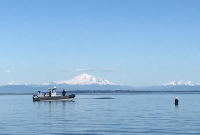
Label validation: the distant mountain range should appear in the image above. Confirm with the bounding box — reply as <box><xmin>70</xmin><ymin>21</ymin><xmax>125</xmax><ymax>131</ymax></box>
<box><xmin>161</xmin><ymin>80</ymin><xmax>200</xmax><ymax>86</ymax></box>
<box><xmin>1</xmin><ymin>74</ymin><xmax>200</xmax><ymax>93</ymax></box>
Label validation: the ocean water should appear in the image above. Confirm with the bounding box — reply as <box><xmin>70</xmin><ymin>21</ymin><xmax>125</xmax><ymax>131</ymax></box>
<box><xmin>0</xmin><ymin>92</ymin><xmax>200</xmax><ymax>135</ymax></box>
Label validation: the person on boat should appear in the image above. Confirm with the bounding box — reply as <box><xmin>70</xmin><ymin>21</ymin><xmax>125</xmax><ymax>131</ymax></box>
<box><xmin>175</xmin><ymin>97</ymin><xmax>178</xmax><ymax>105</ymax></box>
<box><xmin>44</xmin><ymin>93</ymin><xmax>46</xmax><ymax>97</ymax></box>
<box><xmin>49</xmin><ymin>91</ymin><xmax>51</xmax><ymax>97</ymax></box>
<box><xmin>62</xmin><ymin>89</ymin><xmax>66</xmax><ymax>96</ymax></box>
<box><xmin>37</xmin><ymin>91</ymin><xmax>43</xmax><ymax>97</ymax></box>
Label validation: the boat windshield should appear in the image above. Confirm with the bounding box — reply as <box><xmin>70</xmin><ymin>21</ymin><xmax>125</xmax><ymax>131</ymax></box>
<box><xmin>52</xmin><ymin>90</ymin><xmax>56</xmax><ymax>93</ymax></box>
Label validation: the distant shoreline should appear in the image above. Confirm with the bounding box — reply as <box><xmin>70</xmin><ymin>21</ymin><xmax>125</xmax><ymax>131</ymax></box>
<box><xmin>1</xmin><ymin>90</ymin><xmax>200</xmax><ymax>95</ymax></box>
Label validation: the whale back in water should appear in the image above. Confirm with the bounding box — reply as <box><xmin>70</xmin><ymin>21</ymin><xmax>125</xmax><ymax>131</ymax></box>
<box><xmin>94</xmin><ymin>97</ymin><xmax>114</xmax><ymax>99</ymax></box>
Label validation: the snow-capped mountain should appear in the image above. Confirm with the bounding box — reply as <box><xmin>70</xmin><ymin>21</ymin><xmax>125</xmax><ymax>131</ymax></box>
<box><xmin>55</xmin><ymin>73</ymin><xmax>115</xmax><ymax>85</ymax></box>
<box><xmin>161</xmin><ymin>80</ymin><xmax>200</xmax><ymax>86</ymax></box>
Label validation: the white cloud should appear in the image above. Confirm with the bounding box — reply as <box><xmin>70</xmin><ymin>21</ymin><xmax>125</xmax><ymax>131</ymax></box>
<box><xmin>76</xmin><ymin>69</ymin><xmax>95</xmax><ymax>72</ymax></box>
<box><xmin>6</xmin><ymin>70</ymin><xmax>11</xmax><ymax>73</ymax></box>
<box><xmin>75</xmin><ymin>69</ymin><xmax>115</xmax><ymax>72</ymax></box>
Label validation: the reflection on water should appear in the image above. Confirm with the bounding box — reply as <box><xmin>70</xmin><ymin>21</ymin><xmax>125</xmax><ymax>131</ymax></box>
<box><xmin>0</xmin><ymin>93</ymin><xmax>200</xmax><ymax>134</ymax></box>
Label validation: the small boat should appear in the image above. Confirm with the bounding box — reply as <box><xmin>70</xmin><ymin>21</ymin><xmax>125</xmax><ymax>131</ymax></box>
<box><xmin>32</xmin><ymin>87</ymin><xmax>75</xmax><ymax>101</ymax></box>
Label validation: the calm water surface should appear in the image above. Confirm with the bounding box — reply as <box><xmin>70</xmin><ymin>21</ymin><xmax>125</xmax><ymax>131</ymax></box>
<box><xmin>0</xmin><ymin>93</ymin><xmax>200</xmax><ymax>135</ymax></box>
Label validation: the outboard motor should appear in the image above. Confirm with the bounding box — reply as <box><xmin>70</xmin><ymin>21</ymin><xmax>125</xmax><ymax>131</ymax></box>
<box><xmin>69</xmin><ymin>94</ymin><xmax>75</xmax><ymax>98</ymax></box>
<box><xmin>175</xmin><ymin>97</ymin><xmax>178</xmax><ymax>105</ymax></box>
<box><xmin>33</xmin><ymin>94</ymin><xmax>38</xmax><ymax>98</ymax></box>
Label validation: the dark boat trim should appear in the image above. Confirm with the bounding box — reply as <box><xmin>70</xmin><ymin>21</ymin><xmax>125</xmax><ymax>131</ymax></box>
<box><xmin>33</xmin><ymin>94</ymin><xmax>75</xmax><ymax>101</ymax></box>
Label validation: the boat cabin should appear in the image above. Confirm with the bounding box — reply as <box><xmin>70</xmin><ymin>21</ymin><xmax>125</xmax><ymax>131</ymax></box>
<box><xmin>48</xmin><ymin>87</ymin><xmax>57</xmax><ymax>97</ymax></box>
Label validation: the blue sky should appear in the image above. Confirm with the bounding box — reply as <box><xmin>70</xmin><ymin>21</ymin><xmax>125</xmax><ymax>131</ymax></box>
<box><xmin>0</xmin><ymin>0</ymin><xmax>200</xmax><ymax>86</ymax></box>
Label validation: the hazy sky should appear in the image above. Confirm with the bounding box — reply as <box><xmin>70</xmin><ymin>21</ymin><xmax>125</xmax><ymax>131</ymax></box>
<box><xmin>0</xmin><ymin>0</ymin><xmax>200</xmax><ymax>86</ymax></box>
